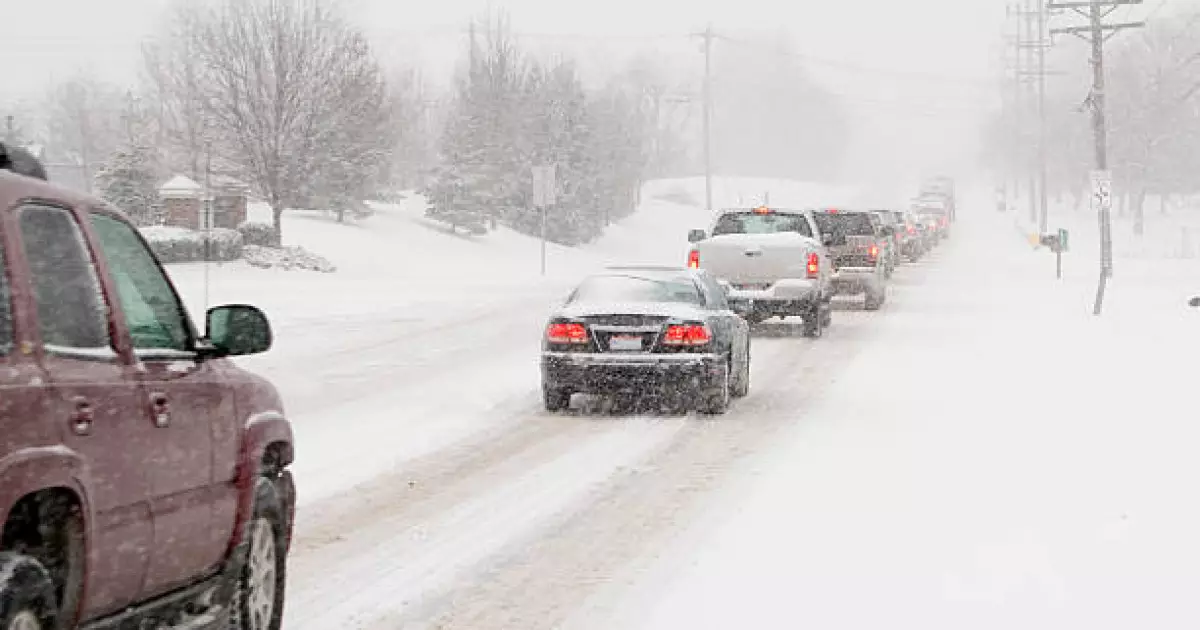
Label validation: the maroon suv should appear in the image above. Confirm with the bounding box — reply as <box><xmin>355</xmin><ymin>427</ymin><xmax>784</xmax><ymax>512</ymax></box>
<box><xmin>0</xmin><ymin>156</ymin><xmax>294</xmax><ymax>629</ymax></box>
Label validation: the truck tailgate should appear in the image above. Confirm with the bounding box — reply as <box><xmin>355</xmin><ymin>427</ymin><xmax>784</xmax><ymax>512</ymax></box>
<box><xmin>696</xmin><ymin>233</ymin><xmax>815</xmax><ymax>284</ymax></box>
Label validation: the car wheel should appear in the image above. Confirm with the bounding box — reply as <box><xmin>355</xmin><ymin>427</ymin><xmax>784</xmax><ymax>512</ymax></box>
<box><xmin>0</xmin><ymin>553</ymin><xmax>56</xmax><ymax>630</ymax></box>
<box><xmin>732</xmin><ymin>346</ymin><xmax>750</xmax><ymax>398</ymax></box>
<box><xmin>864</xmin><ymin>288</ymin><xmax>885</xmax><ymax>311</ymax></box>
<box><xmin>699</xmin><ymin>362</ymin><xmax>730</xmax><ymax>415</ymax></box>
<box><xmin>542</xmin><ymin>386</ymin><xmax>571</xmax><ymax>412</ymax></box>
<box><xmin>802</xmin><ymin>304</ymin><xmax>823</xmax><ymax>338</ymax></box>
<box><xmin>229</xmin><ymin>478</ymin><xmax>287</xmax><ymax>630</ymax></box>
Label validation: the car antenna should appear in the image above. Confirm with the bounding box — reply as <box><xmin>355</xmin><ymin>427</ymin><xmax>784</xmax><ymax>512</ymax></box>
<box><xmin>203</xmin><ymin>141</ymin><xmax>213</xmax><ymax>314</ymax></box>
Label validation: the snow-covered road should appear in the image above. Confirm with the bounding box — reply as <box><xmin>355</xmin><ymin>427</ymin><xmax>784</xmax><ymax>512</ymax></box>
<box><xmin>156</xmin><ymin>181</ymin><xmax>1200</xmax><ymax>629</ymax></box>
<box><xmin>268</xmin><ymin>244</ymin><xmax>951</xmax><ymax>628</ymax></box>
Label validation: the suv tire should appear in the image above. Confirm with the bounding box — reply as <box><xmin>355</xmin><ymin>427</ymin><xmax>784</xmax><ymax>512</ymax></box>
<box><xmin>0</xmin><ymin>553</ymin><xmax>56</xmax><ymax>630</ymax></box>
<box><xmin>229</xmin><ymin>478</ymin><xmax>287</xmax><ymax>630</ymax></box>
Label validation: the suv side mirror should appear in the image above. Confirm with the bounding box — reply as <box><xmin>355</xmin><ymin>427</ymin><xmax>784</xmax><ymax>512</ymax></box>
<box><xmin>688</xmin><ymin>229</ymin><xmax>707</xmax><ymax>243</ymax></box>
<box><xmin>205</xmin><ymin>304</ymin><xmax>273</xmax><ymax>357</ymax></box>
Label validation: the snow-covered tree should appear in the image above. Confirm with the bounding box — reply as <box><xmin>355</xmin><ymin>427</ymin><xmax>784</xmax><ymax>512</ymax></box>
<box><xmin>163</xmin><ymin>0</ymin><xmax>394</xmax><ymax>243</ymax></box>
<box><xmin>425</xmin><ymin>15</ymin><xmax>527</xmax><ymax>235</ymax></box>
<box><xmin>42</xmin><ymin>76</ymin><xmax>126</xmax><ymax>193</ymax></box>
<box><xmin>95</xmin><ymin>143</ymin><xmax>161</xmax><ymax>226</ymax></box>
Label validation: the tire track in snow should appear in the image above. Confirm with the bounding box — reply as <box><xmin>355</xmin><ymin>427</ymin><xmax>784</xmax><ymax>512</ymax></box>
<box><xmin>283</xmin><ymin>416</ymin><xmax>684</xmax><ymax>629</ymax></box>
<box><xmin>389</xmin><ymin>308</ymin><xmax>889</xmax><ymax>630</ymax></box>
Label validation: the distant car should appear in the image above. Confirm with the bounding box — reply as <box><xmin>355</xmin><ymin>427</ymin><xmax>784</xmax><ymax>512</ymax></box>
<box><xmin>893</xmin><ymin>211</ymin><xmax>927</xmax><ymax>262</ymax></box>
<box><xmin>868</xmin><ymin>210</ymin><xmax>901</xmax><ymax>277</ymax></box>
<box><xmin>913</xmin><ymin>197</ymin><xmax>951</xmax><ymax>240</ymax></box>
<box><xmin>541</xmin><ymin>266</ymin><xmax>751</xmax><ymax>415</ymax></box>
<box><xmin>686</xmin><ymin>206</ymin><xmax>833</xmax><ymax>335</ymax></box>
<box><xmin>920</xmin><ymin>176</ymin><xmax>957</xmax><ymax>221</ymax></box>
<box><xmin>812</xmin><ymin>209</ymin><xmax>890</xmax><ymax>310</ymax></box>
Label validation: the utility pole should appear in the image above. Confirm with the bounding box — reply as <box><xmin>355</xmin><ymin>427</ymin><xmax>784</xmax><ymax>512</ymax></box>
<box><xmin>699</xmin><ymin>25</ymin><xmax>715</xmax><ymax>215</ymax></box>
<box><xmin>1035</xmin><ymin>0</ymin><xmax>1050</xmax><ymax>235</ymax></box>
<box><xmin>1049</xmin><ymin>0</ymin><xmax>1144</xmax><ymax>315</ymax></box>
<box><xmin>1010</xmin><ymin>6</ymin><xmax>1023</xmax><ymax>208</ymax></box>
<box><xmin>1023</xmin><ymin>0</ymin><xmax>1038</xmax><ymax>226</ymax></box>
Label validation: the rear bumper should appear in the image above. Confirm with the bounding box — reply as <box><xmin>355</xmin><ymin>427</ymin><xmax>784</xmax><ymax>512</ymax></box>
<box><xmin>542</xmin><ymin>352</ymin><xmax>721</xmax><ymax>393</ymax></box>
<box><xmin>831</xmin><ymin>267</ymin><xmax>883</xmax><ymax>293</ymax></box>
<box><xmin>725</xmin><ymin>278</ymin><xmax>820</xmax><ymax>306</ymax></box>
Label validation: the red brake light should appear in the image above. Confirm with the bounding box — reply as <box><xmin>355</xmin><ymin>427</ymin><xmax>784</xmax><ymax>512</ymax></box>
<box><xmin>868</xmin><ymin>245</ymin><xmax>879</xmax><ymax>260</ymax></box>
<box><xmin>663</xmin><ymin>324</ymin><xmax>712</xmax><ymax>346</ymax></box>
<box><xmin>753</xmin><ymin>206</ymin><xmax>772</xmax><ymax>215</ymax></box>
<box><xmin>806</xmin><ymin>252</ymin><xmax>819</xmax><ymax>278</ymax></box>
<box><xmin>687</xmin><ymin>249</ymin><xmax>700</xmax><ymax>269</ymax></box>
<box><xmin>547</xmin><ymin>322</ymin><xmax>588</xmax><ymax>344</ymax></box>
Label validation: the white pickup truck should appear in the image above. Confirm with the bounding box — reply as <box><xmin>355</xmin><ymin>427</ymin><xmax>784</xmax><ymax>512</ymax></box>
<box><xmin>687</xmin><ymin>207</ymin><xmax>834</xmax><ymax>337</ymax></box>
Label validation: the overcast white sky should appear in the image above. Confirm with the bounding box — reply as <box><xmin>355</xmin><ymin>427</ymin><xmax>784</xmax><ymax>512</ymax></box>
<box><xmin>0</xmin><ymin>0</ymin><xmax>1165</xmax><ymax>190</ymax></box>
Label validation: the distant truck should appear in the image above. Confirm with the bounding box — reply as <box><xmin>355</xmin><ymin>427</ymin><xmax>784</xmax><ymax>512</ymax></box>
<box><xmin>687</xmin><ymin>206</ymin><xmax>833</xmax><ymax>337</ymax></box>
<box><xmin>811</xmin><ymin>209</ymin><xmax>891</xmax><ymax>310</ymax></box>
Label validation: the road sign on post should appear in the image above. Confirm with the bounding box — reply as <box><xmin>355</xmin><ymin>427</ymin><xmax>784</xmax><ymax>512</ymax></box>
<box><xmin>532</xmin><ymin>165</ymin><xmax>557</xmax><ymax>276</ymax></box>
<box><xmin>1091</xmin><ymin>169</ymin><xmax>1113</xmax><ymax>276</ymax></box>
<box><xmin>532</xmin><ymin>165</ymin><xmax>556</xmax><ymax>209</ymax></box>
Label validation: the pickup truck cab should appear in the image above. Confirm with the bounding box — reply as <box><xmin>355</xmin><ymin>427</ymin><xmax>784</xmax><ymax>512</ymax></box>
<box><xmin>812</xmin><ymin>209</ymin><xmax>890</xmax><ymax>311</ymax></box>
<box><xmin>0</xmin><ymin>144</ymin><xmax>294</xmax><ymax>630</ymax></box>
<box><xmin>687</xmin><ymin>206</ymin><xmax>832</xmax><ymax>336</ymax></box>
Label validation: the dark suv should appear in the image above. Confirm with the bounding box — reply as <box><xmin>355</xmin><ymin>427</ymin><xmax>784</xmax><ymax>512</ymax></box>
<box><xmin>0</xmin><ymin>148</ymin><xmax>294</xmax><ymax>630</ymax></box>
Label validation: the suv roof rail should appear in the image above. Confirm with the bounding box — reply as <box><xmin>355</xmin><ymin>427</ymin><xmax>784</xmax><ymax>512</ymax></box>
<box><xmin>0</xmin><ymin>142</ymin><xmax>49</xmax><ymax>181</ymax></box>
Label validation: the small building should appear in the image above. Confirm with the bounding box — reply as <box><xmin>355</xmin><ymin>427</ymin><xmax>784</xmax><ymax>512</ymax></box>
<box><xmin>158</xmin><ymin>175</ymin><xmax>205</xmax><ymax>229</ymax></box>
<box><xmin>158</xmin><ymin>174</ymin><xmax>250</xmax><ymax>230</ymax></box>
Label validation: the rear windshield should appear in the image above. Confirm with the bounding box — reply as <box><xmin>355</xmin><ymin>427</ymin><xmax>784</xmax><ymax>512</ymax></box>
<box><xmin>712</xmin><ymin>212</ymin><xmax>813</xmax><ymax>237</ymax></box>
<box><xmin>813</xmin><ymin>213</ymin><xmax>875</xmax><ymax>242</ymax></box>
<box><xmin>569</xmin><ymin>274</ymin><xmax>703</xmax><ymax>306</ymax></box>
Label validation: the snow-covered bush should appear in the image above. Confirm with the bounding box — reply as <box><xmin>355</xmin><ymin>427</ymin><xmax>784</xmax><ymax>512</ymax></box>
<box><xmin>243</xmin><ymin>245</ymin><xmax>336</xmax><ymax>273</ymax></box>
<box><xmin>141</xmin><ymin>226</ymin><xmax>243</xmax><ymax>263</ymax></box>
<box><xmin>237</xmin><ymin>220</ymin><xmax>279</xmax><ymax>247</ymax></box>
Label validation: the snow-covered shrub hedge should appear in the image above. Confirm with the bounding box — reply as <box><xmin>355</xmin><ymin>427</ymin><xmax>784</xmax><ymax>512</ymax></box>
<box><xmin>237</xmin><ymin>220</ymin><xmax>279</xmax><ymax>247</ymax></box>
<box><xmin>141</xmin><ymin>226</ymin><xmax>243</xmax><ymax>263</ymax></box>
<box><xmin>243</xmin><ymin>245</ymin><xmax>336</xmax><ymax>273</ymax></box>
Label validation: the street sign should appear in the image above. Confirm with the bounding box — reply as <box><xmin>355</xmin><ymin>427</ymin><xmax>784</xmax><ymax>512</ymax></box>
<box><xmin>1091</xmin><ymin>170</ymin><xmax>1112</xmax><ymax>212</ymax></box>
<box><xmin>532</xmin><ymin>165</ymin><xmax>556</xmax><ymax>208</ymax></box>
<box><xmin>1058</xmin><ymin>228</ymin><xmax>1069</xmax><ymax>252</ymax></box>
<box><xmin>1091</xmin><ymin>170</ymin><xmax>1113</xmax><ymax>275</ymax></box>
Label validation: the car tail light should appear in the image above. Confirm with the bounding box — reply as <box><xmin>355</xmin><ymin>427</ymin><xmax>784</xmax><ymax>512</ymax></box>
<box><xmin>868</xmin><ymin>245</ymin><xmax>879</xmax><ymax>261</ymax></box>
<box><xmin>663</xmin><ymin>324</ymin><xmax>712</xmax><ymax>346</ymax></box>
<box><xmin>907</xmin><ymin>225</ymin><xmax>916</xmax><ymax>235</ymax></box>
<box><xmin>546</xmin><ymin>322</ymin><xmax>588</xmax><ymax>344</ymax></box>
<box><xmin>688</xmin><ymin>249</ymin><xmax>700</xmax><ymax>269</ymax></box>
<box><xmin>806</xmin><ymin>252</ymin><xmax>819</xmax><ymax>278</ymax></box>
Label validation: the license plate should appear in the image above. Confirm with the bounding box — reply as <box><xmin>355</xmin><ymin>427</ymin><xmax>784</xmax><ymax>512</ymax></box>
<box><xmin>609</xmin><ymin>335</ymin><xmax>643</xmax><ymax>352</ymax></box>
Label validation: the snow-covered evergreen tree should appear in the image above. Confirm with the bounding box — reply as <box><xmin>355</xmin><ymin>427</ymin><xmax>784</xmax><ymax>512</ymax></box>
<box><xmin>95</xmin><ymin>143</ymin><xmax>161</xmax><ymax>226</ymax></box>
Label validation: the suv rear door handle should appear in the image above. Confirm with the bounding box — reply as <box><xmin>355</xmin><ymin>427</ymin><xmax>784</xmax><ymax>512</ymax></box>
<box><xmin>150</xmin><ymin>392</ymin><xmax>171</xmax><ymax>428</ymax></box>
<box><xmin>70</xmin><ymin>397</ymin><xmax>94</xmax><ymax>436</ymax></box>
